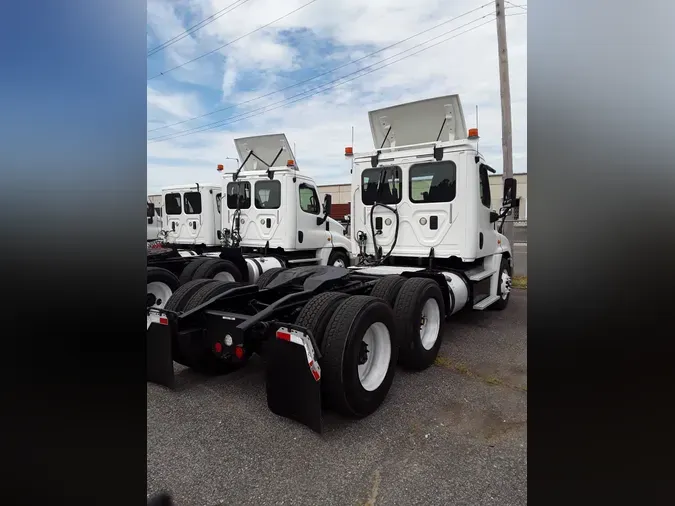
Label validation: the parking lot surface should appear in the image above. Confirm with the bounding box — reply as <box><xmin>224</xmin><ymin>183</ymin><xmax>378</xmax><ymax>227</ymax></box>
<box><xmin>148</xmin><ymin>290</ymin><xmax>527</xmax><ymax>506</ymax></box>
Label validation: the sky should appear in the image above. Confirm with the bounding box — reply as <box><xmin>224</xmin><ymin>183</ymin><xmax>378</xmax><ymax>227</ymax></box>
<box><xmin>146</xmin><ymin>0</ymin><xmax>527</xmax><ymax>194</ymax></box>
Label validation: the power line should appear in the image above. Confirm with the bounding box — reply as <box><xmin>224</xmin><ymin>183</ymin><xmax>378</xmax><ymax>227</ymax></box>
<box><xmin>147</xmin><ymin>0</ymin><xmax>255</xmax><ymax>57</ymax></box>
<box><xmin>149</xmin><ymin>14</ymin><xmax>493</xmax><ymax>143</ymax></box>
<box><xmin>148</xmin><ymin>15</ymin><xmax>495</xmax><ymax>144</ymax></box>
<box><xmin>148</xmin><ymin>1</ymin><xmax>493</xmax><ymax>133</ymax></box>
<box><xmin>148</xmin><ymin>0</ymin><xmax>322</xmax><ymax>81</ymax></box>
<box><xmin>505</xmin><ymin>1</ymin><xmax>527</xmax><ymax>10</ymax></box>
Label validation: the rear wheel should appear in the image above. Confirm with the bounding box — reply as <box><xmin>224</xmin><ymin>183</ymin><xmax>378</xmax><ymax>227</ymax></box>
<box><xmin>256</xmin><ymin>267</ymin><xmax>286</xmax><ymax>288</ymax></box>
<box><xmin>177</xmin><ymin>257</ymin><xmax>211</xmax><ymax>285</ymax></box>
<box><xmin>147</xmin><ymin>267</ymin><xmax>180</xmax><ymax>316</ymax></box>
<box><xmin>162</xmin><ymin>279</ymin><xmax>217</xmax><ymax>364</ymax></box>
<box><xmin>321</xmin><ymin>296</ymin><xmax>397</xmax><ymax>418</ymax></box>
<box><xmin>192</xmin><ymin>258</ymin><xmax>243</xmax><ymax>283</ymax></box>
<box><xmin>174</xmin><ymin>281</ymin><xmax>248</xmax><ymax>374</ymax></box>
<box><xmin>294</xmin><ymin>292</ymin><xmax>350</xmax><ymax>351</ymax></box>
<box><xmin>369</xmin><ymin>275</ymin><xmax>407</xmax><ymax>308</ymax></box>
<box><xmin>394</xmin><ymin>278</ymin><xmax>445</xmax><ymax>371</ymax></box>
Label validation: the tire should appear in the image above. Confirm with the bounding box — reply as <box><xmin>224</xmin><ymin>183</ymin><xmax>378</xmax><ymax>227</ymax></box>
<box><xmin>369</xmin><ymin>275</ymin><xmax>407</xmax><ymax>308</ymax></box>
<box><xmin>321</xmin><ymin>295</ymin><xmax>398</xmax><ymax>418</ymax></box>
<box><xmin>192</xmin><ymin>258</ymin><xmax>243</xmax><ymax>283</ymax></box>
<box><xmin>491</xmin><ymin>258</ymin><xmax>512</xmax><ymax>311</ymax></box>
<box><xmin>327</xmin><ymin>249</ymin><xmax>349</xmax><ymax>268</ymax></box>
<box><xmin>164</xmin><ymin>279</ymin><xmax>217</xmax><ymax>312</ymax></box>
<box><xmin>393</xmin><ymin>278</ymin><xmax>445</xmax><ymax>371</ymax></box>
<box><xmin>175</xmin><ymin>281</ymin><xmax>248</xmax><ymax>373</ymax></box>
<box><xmin>256</xmin><ymin>267</ymin><xmax>286</xmax><ymax>288</ymax></box>
<box><xmin>294</xmin><ymin>292</ymin><xmax>350</xmax><ymax>351</ymax></box>
<box><xmin>178</xmin><ymin>257</ymin><xmax>211</xmax><ymax>285</ymax></box>
<box><xmin>184</xmin><ymin>281</ymin><xmax>242</xmax><ymax>311</ymax></box>
<box><xmin>147</xmin><ymin>267</ymin><xmax>180</xmax><ymax>310</ymax></box>
<box><xmin>161</xmin><ymin>278</ymin><xmax>217</xmax><ymax>364</ymax></box>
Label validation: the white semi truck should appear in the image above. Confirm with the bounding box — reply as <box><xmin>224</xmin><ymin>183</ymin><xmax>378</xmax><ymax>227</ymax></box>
<box><xmin>146</xmin><ymin>134</ymin><xmax>353</xmax><ymax>320</ymax></box>
<box><xmin>147</xmin><ymin>94</ymin><xmax>518</xmax><ymax>434</ymax></box>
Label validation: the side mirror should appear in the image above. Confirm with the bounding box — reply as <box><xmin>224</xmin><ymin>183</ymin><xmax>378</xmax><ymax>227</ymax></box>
<box><xmin>503</xmin><ymin>177</ymin><xmax>517</xmax><ymax>206</ymax></box>
<box><xmin>147</xmin><ymin>202</ymin><xmax>155</xmax><ymax>218</ymax></box>
<box><xmin>323</xmin><ymin>194</ymin><xmax>332</xmax><ymax>217</ymax></box>
<box><xmin>489</xmin><ymin>210</ymin><xmax>500</xmax><ymax>223</ymax></box>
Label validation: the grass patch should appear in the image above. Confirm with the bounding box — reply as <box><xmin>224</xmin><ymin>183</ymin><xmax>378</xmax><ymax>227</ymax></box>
<box><xmin>434</xmin><ymin>357</ymin><xmax>527</xmax><ymax>392</ymax></box>
<box><xmin>512</xmin><ymin>276</ymin><xmax>527</xmax><ymax>289</ymax></box>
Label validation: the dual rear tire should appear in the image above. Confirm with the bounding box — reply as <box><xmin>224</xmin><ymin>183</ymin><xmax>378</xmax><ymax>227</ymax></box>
<box><xmin>294</xmin><ymin>276</ymin><xmax>445</xmax><ymax>418</ymax></box>
<box><xmin>178</xmin><ymin>258</ymin><xmax>243</xmax><ymax>285</ymax></box>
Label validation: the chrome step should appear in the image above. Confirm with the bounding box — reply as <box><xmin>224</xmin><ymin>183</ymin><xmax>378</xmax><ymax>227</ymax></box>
<box><xmin>287</xmin><ymin>258</ymin><xmax>320</xmax><ymax>264</ymax></box>
<box><xmin>473</xmin><ymin>295</ymin><xmax>501</xmax><ymax>310</ymax></box>
<box><xmin>466</xmin><ymin>268</ymin><xmax>496</xmax><ymax>282</ymax></box>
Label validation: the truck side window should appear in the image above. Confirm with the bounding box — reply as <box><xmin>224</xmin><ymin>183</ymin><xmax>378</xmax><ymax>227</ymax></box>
<box><xmin>255</xmin><ymin>180</ymin><xmax>281</xmax><ymax>209</ymax></box>
<box><xmin>409</xmin><ymin>161</ymin><xmax>456</xmax><ymax>203</ymax></box>
<box><xmin>216</xmin><ymin>193</ymin><xmax>222</xmax><ymax>213</ymax></box>
<box><xmin>184</xmin><ymin>192</ymin><xmax>202</xmax><ymax>214</ymax></box>
<box><xmin>165</xmin><ymin>193</ymin><xmax>182</xmax><ymax>215</ymax></box>
<box><xmin>479</xmin><ymin>165</ymin><xmax>491</xmax><ymax>208</ymax></box>
<box><xmin>299</xmin><ymin>183</ymin><xmax>320</xmax><ymax>215</ymax></box>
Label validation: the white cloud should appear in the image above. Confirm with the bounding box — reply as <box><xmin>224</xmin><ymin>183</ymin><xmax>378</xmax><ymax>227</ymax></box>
<box><xmin>147</xmin><ymin>0</ymin><xmax>527</xmax><ymax>191</ymax></box>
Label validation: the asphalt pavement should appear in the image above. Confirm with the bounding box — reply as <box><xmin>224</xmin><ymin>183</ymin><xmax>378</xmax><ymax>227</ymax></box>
<box><xmin>148</xmin><ymin>290</ymin><xmax>527</xmax><ymax>506</ymax></box>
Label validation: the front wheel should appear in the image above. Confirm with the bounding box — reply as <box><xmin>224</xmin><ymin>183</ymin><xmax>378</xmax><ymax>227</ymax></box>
<box><xmin>491</xmin><ymin>258</ymin><xmax>512</xmax><ymax>310</ymax></box>
<box><xmin>327</xmin><ymin>249</ymin><xmax>349</xmax><ymax>268</ymax></box>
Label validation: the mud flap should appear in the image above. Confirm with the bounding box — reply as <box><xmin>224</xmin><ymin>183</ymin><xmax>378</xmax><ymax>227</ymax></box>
<box><xmin>265</xmin><ymin>325</ymin><xmax>323</xmax><ymax>434</ymax></box>
<box><xmin>146</xmin><ymin>312</ymin><xmax>175</xmax><ymax>389</ymax></box>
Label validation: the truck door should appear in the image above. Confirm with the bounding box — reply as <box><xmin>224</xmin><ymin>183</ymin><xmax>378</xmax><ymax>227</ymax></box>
<box><xmin>164</xmin><ymin>191</ymin><xmax>183</xmax><ymax>240</ymax></box>
<box><xmin>295</xmin><ymin>181</ymin><xmax>326</xmax><ymax>250</ymax></box>
<box><xmin>214</xmin><ymin>191</ymin><xmax>222</xmax><ymax>240</ymax></box>
<box><xmin>253</xmin><ymin>179</ymin><xmax>282</xmax><ymax>244</ymax></box>
<box><xmin>225</xmin><ymin>181</ymin><xmax>252</xmax><ymax>240</ymax></box>
<box><xmin>406</xmin><ymin>160</ymin><xmax>457</xmax><ymax>249</ymax></box>
<box><xmin>183</xmin><ymin>191</ymin><xmax>203</xmax><ymax>240</ymax></box>
<box><xmin>477</xmin><ymin>163</ymin><xmax>498</xmax><ymax>255</ymax></box>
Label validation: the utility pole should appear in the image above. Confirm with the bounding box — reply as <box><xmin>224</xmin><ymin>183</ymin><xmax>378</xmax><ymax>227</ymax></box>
<box><xmin>495</xmin><ymin>0</ymin><xmax>514</xmax><ymax>243</ymax></box>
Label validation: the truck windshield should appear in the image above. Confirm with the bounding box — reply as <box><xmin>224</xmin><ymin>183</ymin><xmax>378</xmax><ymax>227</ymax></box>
<box><xmin>226</xmin><ymin>182</ymin><xmax>251</xmax><ymax>209</ymax></box>
<box><xmin>409</xmin><ymin>161</ymin><xmax>457</xmax><ymax>203</ymax></box>
<box><xmin>361</xmin><ymin>166</ymin><xmax>402</xmax><ymax>205</ymax></box>
<box><xmin>255</xmin><ymin>180</ymin><xmax>281</xmax><ymax>209</ymax></box>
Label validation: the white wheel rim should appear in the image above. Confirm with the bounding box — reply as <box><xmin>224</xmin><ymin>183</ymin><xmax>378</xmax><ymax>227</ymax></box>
<box><xmin>500</xmin><ymin>270</ymin><xmax>512</xmax><ymax>300</ymax></box>
<box><xmin>419</xmin><ymin>298</ymin><xmax>441</xmax><ymax>350</ymax></box>
<box><xmin>147</xmin><ymin>281</ymin><xmax>172</xmax><ymax>309</ymax></box>
<box><xmin>333</xmin><ymin>258</ymin><xmax>346</xmax><ymax>267</ymax></box>
<box><xmin>214</xmin><ymin>271</ymin><xmax>235</xmax><ymax>282</ymax></box>
<box><xmin>357</xmin><ymin>322</ymin><xmax>392</xmax><ymax>391</ymax></box>
<box><xmin>147</xmin><ymin>281</ymin><xmax>173</xmax><ymax>329</ymax></box>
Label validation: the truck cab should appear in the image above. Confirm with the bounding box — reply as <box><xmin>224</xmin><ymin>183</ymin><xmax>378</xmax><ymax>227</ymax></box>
<box><xmin>350</xmin><ymin>95</ymin><xmax>516</xmax><ymax>309</ymax></box>
<box><xmin>161</xmin><ymin>183</ymin><xmax>222</xmax><ymax>250</ymax></box>
<box><xmin>221</xmin><ymin>133</ymin><xmax>352</xmax><ymax>266</ymax></box>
